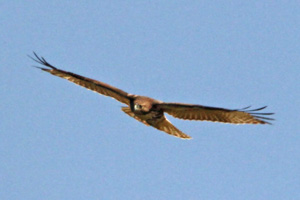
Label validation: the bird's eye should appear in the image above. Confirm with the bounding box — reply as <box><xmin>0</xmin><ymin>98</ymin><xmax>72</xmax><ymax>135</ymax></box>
<box><xmin>134</xmin><ymin>104</ymin><xmax>142</xmax><ymax>110</ymax></box>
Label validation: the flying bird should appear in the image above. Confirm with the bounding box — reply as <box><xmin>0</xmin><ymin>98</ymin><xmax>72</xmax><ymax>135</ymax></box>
<box><xmin>30</xmin><ymin>53</ymin><xmax>274</xmax><ymax>139</ymax></box>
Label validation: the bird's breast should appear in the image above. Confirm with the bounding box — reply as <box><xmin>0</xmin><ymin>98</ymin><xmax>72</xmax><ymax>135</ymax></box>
<box><xmin>134</xmin><ymin>110</ymin><xmax>163</xmax><ymax>121</ymax></box>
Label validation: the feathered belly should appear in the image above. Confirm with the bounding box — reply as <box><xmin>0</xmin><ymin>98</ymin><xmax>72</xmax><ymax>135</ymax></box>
<box><xmin>135</xmin><ymin>110</ymin><xmax>163</xmax><ymax>123</ymax></box>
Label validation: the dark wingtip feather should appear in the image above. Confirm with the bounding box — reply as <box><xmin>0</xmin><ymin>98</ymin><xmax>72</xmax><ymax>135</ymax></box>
<box><xmin>247</xmin><ymin>106</ymin><xmax>267</xmax><ymax>112</ymax></box>
<box><xmin>28</xmin><ymin>52</ymin><xmax>57</xmax><ymax>70</ymax></box>
<box><xmin>31</xmin><ymin>65</ymin><xmax>50</xmax><ymax>71</ymax></box>
<box><xmin>238</xmin><ymin>106</ymin><xmax>275</xmax><ymax>124</ymax></box>
<box><xmin>241</xmin><ymin>105</ymin><xmax>251</xmax><ymax>110</ymax></box>
<box><xmin>253</xmin><ymin>115</ymin><xmax>275</xmax><ymax>121</ymax></box>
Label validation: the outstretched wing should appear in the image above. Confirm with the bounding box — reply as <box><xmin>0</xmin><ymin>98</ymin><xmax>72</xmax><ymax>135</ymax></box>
<box><xmin>30</xmin><ymin>52</ymin><xmax>132</xmax><ymax>105</ymax></box>
<box><xmin>157</xmin><ymin>103</ymin><xmax>274</xmax><ymax>124</ymax></box>
<box><xmin>121</xmin><ymin>107</ymin><xmax>191</xmax><ymax>139</ymax></box>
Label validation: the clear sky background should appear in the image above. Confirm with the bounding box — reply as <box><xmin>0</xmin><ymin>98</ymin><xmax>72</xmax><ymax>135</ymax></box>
<box><xmin>1</xmin><ymin>1</ymin><xmax>299</xmax><ymax>200</ymax></box>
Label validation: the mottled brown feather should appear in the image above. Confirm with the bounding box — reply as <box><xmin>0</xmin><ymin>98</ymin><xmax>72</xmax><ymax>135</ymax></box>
<box><xmin>48</xmin><ymin>69</ymin><xmax>131</xmax><ymax>105</ymax></box>
<box><xmin>30</xmin><ymin>52</ymin><xmax>132</xmax><ymax>105</ymax></box>
<box><xmin>157</xmin><ymin>103</ymin><xmax>274</xmax><ymax>124</ymax></box>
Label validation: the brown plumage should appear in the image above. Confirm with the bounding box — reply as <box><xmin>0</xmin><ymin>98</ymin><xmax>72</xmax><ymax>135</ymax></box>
<box><xmin>30</xmin><ymin>52</ymin><xmax>274</xmax><ymax>139</ymax></box>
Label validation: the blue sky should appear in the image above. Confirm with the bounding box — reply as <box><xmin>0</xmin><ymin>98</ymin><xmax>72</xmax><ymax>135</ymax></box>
<box><xmin>1</xmin><ymin>1</ymin><xmax>299</xmax><ymax>199</ymax></box>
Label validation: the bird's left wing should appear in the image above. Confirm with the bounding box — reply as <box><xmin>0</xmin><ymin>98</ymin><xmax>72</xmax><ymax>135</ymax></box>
<box><xmin>147</xmin><ymin>115</ymin><xmax>192</xmax><ymax>139</ymax></box>
<box><xmin>30</xmin><ymin>52</ymin><xmax>132</xmax><ymax>105</ymax></box>
<box><xmin>156</xmin><ymin>103</ymin><xmax>274</xmax><ymax>125</ymax></box>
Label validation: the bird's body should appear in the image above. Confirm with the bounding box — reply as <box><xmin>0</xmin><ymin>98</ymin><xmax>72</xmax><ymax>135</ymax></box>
<box><xmin>31</xmin><ymin>53</ymin><xmax>274</xmax><ymax>139</ymax></box>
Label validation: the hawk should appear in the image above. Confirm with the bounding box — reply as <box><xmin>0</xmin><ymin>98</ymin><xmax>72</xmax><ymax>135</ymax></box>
<box><xmin>30</xmin><ymin>53</ymin><xmax>274</xmax><ymax>139</ymax></box>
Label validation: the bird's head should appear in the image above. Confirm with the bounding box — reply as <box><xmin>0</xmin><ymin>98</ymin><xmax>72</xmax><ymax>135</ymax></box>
<box><xmin>132</xmin><ymin>97</ymin><xmax>153</xmax><ymax>113</ymax></box>
<box><xmin>134</xmin><ymin>103</ymin><xmax>151</xmax><ymax>114</ymax></box>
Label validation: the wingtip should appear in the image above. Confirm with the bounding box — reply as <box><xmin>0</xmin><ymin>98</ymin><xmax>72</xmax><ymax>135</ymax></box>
<box><xmin>29</xmin><ymin>52</ymin><xmax>57</xmax><ymax>70</ymax></box>
<box><xmin>178</xmin><ymin>135</ymin><xmax>193</xmax><ymax>140</ymax></box>
<box><xmin>31</xmin><ymin>65</ymin><xmax>50</xmax><ymax>72</ymax></box>
<box><xmin>239</xmin><ymin>105</ymin><xmax>275</xmax><ymax>124</ymax></box>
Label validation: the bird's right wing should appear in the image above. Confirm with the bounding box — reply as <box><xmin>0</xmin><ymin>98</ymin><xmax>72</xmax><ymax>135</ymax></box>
<box><xmin>30</xmin><ymin>52</ymin><xmax>133</xmax><ymax>105</ymax></box>
<box><xmin>157</xmin><ymin>103</ymin><xmax>274</xmax><ymax>125</ymax></box>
